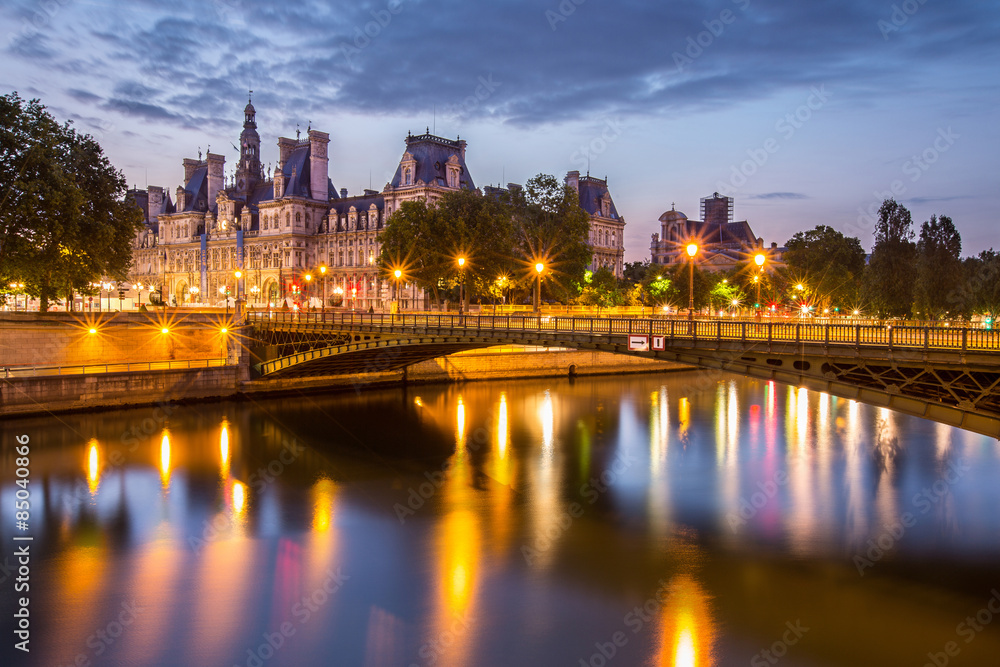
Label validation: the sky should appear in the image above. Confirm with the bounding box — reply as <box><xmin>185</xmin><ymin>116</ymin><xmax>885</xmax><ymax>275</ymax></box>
<box><xmin>2</xmin><ymin>0</ymin><xmax>998</xmax><ymax>261</ymax></box>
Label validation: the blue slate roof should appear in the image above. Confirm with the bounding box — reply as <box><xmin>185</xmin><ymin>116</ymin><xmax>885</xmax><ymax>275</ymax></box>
<box><xmin>389</xmin><ymin>133</ymin><xmax>474</xmax><ymax>190</ymax></box>
<box><xmin>576</xmin><ymin>175</ymin><xmax>620</xmax><ymax>220</ymax></box>
<box><xmin>182</xmin><ymin>165</ymin><xmax>209</xmax><ymax>212</ymax></box>
<box><xmin>330</xmin><ymin>194</ymin><xmax>385</xmax><ymax>231</ymax></box>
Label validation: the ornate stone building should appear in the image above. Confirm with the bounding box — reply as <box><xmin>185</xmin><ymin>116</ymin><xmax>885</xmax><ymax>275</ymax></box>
<box><xmin>650</xmin><ymin>193</ymin><xmax>764</xmax><ymax>272</ymax></box>
<box><xmin>128</xmin><ymin>100</ymin><xmax>629</xmax><ymax>307</ymax></box>
<box><xmin>565</xmin><ymin>171</ymin><xmax>626</xmax><ymax>278</ymax></box>
<box><xmin>128</xmin><ymin>102</ymin><xmax>474</xmax><ymax>311</ymax></box>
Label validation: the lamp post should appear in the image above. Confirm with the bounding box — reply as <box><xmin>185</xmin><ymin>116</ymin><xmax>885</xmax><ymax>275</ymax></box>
<box><xmin>219</xmin><ymin>285</ymin><xmax>230</xmax><ymax>316</ymax></box>
<box><xmin>102</xmin><ymin>281</ymin><xmax>113</xmax><ymax>312</ymax></box>
<box><xmin>234</xmin><ymin>269</ymin><xmax>243</xmax><ymax>304</ymax></box>
<box><xmin>250</xmin><ymin>285</ymin><xmax>259</xmax><ymax>305</ymax></box>
<box><xmin>754</xmin><ymin>253</ymin><xmax>765</xmax><ymax>314</ymax></box>
<box><xmin>394</xmin><ymin>269</ymin><xmax>402</xmax><ymax>313</ymax></box>
<box><xmin>534</xmin><ymin>262</ymin><xmax>544</xmax><ymax>314</ymax></box>
<box><xmin>304</xmin><ymin>273</ymin><xmax>312</xmax><ymax>310</ymax></box>
<box><xmin>686</xmin><ymin>243</ymin><xmax>698</xmax><ymax>321</ymax></box>
<box><xmin>457</xmin><ymin>257</ymin><xmax>466</xmax><ymax>315</ymax></box>
<box><xmin>319</xmin><ymin>265</ymin><xmax>327</xmax><ymax>312</ymax></box>
<box><xmin>190</xmin><ymin>285</ymin><xmax>199</xmax><ymax>305</ymax></box>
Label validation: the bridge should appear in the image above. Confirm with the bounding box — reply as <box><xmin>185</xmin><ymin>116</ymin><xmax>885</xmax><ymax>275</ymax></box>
<box><xmin>246</xmin><ymin>311</ymin><xmax>1000</xmax><ymax>438</ymax></box>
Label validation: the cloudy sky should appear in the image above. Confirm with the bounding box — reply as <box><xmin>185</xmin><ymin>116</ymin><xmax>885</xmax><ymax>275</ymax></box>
<box><xmin>2</xmin><ymin>0</ymin><xmax>998</xmax><ymax>260</ymax></box>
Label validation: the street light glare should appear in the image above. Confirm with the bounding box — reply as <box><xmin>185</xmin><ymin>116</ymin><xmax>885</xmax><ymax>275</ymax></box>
<box><xmin>755</xmin><ymin>253</ymin><xmax>765</xmax><ymax>267</ymax></box>
<box><xmin>304</xmin><ymin>274</ymin><xmax>312</xmax><ymax>282</ymax></box>
<box><xmin>234</xmin><ymin>270</ymin><xmax>242</xmax><ymax>279</ymax></box>
<box><xmin>458</xmin><ymin>257</ymin><xmax>466</xmax><ymax>267</ymax></box>
<box><xmin>394</xmin><ymin>269</ymin><xmax>402</xmax><ymax>279</ymax></box>
<box><xmin>535</xmin><ymin>262</ymin><xmax>544</xmax><ymax>274</ymax></box>
<box><xmin>686</xmin><ymin>243</ymin><xmax>698</xmax><ymax>257</ymax></box>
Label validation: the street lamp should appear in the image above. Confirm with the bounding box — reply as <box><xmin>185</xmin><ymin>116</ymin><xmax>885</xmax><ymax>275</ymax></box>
<box><xmin>686</xmin><ymin>243</ymin><xmax>698</xmax><ymax>321</ymax></box>
<box><xmin>250</xmin><ymin>285</ymin><xmax>259</xmax><ymax>304</ymax></box>
<box><xmin>319</xmin><ymin>265</ymin><xmax>327</xmax><ymax>312</ymax></box>
<box><xmin>457</xmin><ymin>257</ymin><xmax>466</xmax><ymax>315</ymax></box>
<box><xmin>304</xmin><ymin>273</ymin><xmax>312</xmax><ymax>309</ymax></box>
<box><xmin>234</xmin><ymin>269</ymin><xmax>243</xmax><ymax>304</ymax></box>
<box><xmin>219</xmin><ymin>285</ymin><xmax>230</xmax><ymax>316</ymax></box>
<box><xmin>394</xmin><ymin>269</ymin><xmax>402</xmax><ymax>312</ymax></box>
<box><xmin>754</xmin><ymin>253</ymin><xmax>765</xmax><ymax>313</ymax></box>
<box><xmin>102</xmin><ymin>281</ymin><xmax>113</xmax><ymax>312</ymax></box>
<box><xmin>534</xmin><ymin>262</ymin><xmax>544</xmax><ymax>314</ymax></box>
<box><xmin>190</xmin><ymin>285</ymin><xmax>199</xmax><ymax>304</ymax></box>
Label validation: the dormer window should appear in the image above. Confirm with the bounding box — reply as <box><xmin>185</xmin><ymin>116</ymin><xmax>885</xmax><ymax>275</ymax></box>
<box><xmin>404</xmin><ymin>167</ymin><xmax>412</xmax><ymax>186</ymax></box>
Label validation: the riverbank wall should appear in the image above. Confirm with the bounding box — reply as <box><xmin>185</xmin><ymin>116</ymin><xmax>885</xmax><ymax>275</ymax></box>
<box><xmin>0</xmin><ymin>347</ymin><xmax>690</xmax><ymax>417</ymax></box>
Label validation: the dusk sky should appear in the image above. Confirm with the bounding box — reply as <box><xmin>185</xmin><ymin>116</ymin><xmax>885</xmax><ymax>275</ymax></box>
<box><xmin>2</xmin><ymin>0</ymin><xmax>998</xmax><ymax>261</ymax></box>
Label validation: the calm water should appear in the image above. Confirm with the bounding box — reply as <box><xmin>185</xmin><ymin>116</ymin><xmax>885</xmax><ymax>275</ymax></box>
<box><xmin>2</xmin><ymin>371</ymin><xmax>1000</xmax><ymax>667</ymax></box>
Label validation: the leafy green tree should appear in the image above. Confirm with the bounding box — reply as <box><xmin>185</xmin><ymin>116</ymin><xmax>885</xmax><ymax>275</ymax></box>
<box><xmin>709</xmin><ymin>278</ymin><xmax>742</xmax><ymax>313</ymax></box>
<box><xmin>864</xmin><ymin>199</ymin><xmax>917</xmax><ymax>317</ymax></box>
<box><xmin>622</xmin><ymin>260</ymin><xmax>648</xmax><ymax>284</ymax></box>
<box><xmin>913</xmin><ymin>214</ymin><xmax>962</xmax><ymax>319</ymax></box>
<box><xmin>0</xmin><ymin>92</ymin><xmax>143</xmax><ymax>311</ymax></box>
<box><xmin>510</xmin><ymin>174</ymin><xmax>592</xmax><ymax>303</ymax></box>
<box><xmin>783</xmin><ymin>225</ymin><xmax>866</xmax><ymax>309</ymax></box>
<box><xmin>576</xmin><ymin>266</ymin><xmax>622</xmax><ymax>308</ymax></box>
<box><xmin>957</xmin><ymin>250</ymin><xmax>1000</xmax><ymax>322</ymax></box>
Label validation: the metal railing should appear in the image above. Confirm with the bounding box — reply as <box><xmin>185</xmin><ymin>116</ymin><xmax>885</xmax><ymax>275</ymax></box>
<box><xmin>247</xmin><ymin>312</ymin><xmax>1000</xmax><ymax>353</ymax></box>
<box><xmin>2</xmin><ymin>358</ymin><xmax>228</xmax><ymax>379</ymax></box>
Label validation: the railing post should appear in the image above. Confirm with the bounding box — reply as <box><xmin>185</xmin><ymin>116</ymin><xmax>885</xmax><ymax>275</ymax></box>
<box><xmin>962</xmin><ymin>328</ymin><xmax>968</xmax><ymax>352</ymax></box>
<box><xmin>824</xmin><ymin>323</ymin><xmax>830</xmax><ymax>346</ymax></box>
<box><xmin>924</xmin><ymin>327</ymin><xmax>929</xmax><ymax>350</ymax></box>
<box><xmin>768</xmin><ymin>322</ymin><xmax>773</xmax><ymax>347</ymax></box>
<box><xmin>888</xmin><ymin>326</ymin><xmax>893</xmax><ymax>350</ymax></box>
<box><xmin>716</xmin><ymin>320</ymin><xmax>721</xmax><ymax>343</ymax></box>
<box><xmin>741</xmin><ymin>321</ymin><xmax>746</xmax><ymax>343</ymax></box>
<box><xmin>855</xmin><ymin>324</ymin><xmax>861</xmax><ymax>349</ymax></box>
<box><xmin>796</xmin><ymin>323</ymin><xmax>801</xmax><ymax>344</ymax></box>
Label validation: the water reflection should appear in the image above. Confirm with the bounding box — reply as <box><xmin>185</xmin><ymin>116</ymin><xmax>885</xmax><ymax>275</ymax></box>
<box><xmin>3</xmin><ymin>372</ymin><xmax>1000</xmax><ymax>667</ymax></box>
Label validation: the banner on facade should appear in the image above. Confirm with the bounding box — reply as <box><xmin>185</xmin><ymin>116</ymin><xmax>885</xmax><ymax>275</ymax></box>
<box><xmin>236</xmin><ymin>229</ymin><xmax>244</xmax><ymax>269</ymax></box>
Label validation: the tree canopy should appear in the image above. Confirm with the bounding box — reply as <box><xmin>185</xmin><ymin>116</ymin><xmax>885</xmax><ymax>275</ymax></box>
<box><xmin>1</xmin><ymin>92</ymin><xmax>143</xmax><ymax>311</ymax></box>
<box><xmin>913</xmin><ymin>214</ymin><xmax>963</xmax><ymax>319</ymax></box>
<box><xmin>864</xmin><ymin>199</ymin><xmax>917</xmax><ymax>318</ymax></box>
<box><xmin>783</xmin><ymin>225</ymin><xmax>866</xmax><ymax>308</ymax></box>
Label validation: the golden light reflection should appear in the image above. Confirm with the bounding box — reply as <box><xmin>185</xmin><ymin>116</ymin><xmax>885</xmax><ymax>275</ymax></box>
<box><xmin>159</xmin><ymin>431</ymin><xmax>171</xmax><ymax>488</ymax></box>
<box><xmin>678</xmin><ymin>397</ymin><xmax>690</xmax><ymax>443</ymax></box>
<box><xmin>655</xmin><ymin>574</ymin><xmax>716</xmax><ymax>667</ymax></box>
<box><xmin>540</xmin><ymin>390</ymin><xmax>554</xmax><ymax>453</ymax></box>
<box><xmin>497</xmin><ymin>393</ymin><xmax>508</xmax><ymax>460</ymax></box>
<box><xmin>457</xmin><ymin>395</ymin><xmax>466</xmax><ymax>448</ymax></box>
<box><xmin>312</xmin><ymin>478</ymin><xmax>336</xmax><ymax>533</ymax></box>
<box><xmin>232</xmin><ymin>480</ymin><xmax>246</xmax><ymax>515</ymax></box>
<box><xmin>87</xmin><ymin>439</ymin><xmax>100</xmax><ymax>495</ymax></box>
<box><xmin>220</xmin><ymin>420</ymin><xmax>230</xmax><ymax>479</ymax></box>
<box><xmin>650</xmin><ymin>388</ymin><xmax>669</xmax><ymax>469</ymax></box>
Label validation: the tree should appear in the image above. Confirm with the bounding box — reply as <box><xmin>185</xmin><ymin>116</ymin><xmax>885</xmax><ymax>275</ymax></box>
<box><xmin>913</xmin><ymin>214</ymin><xmax>963</xmax><ymax>319</ymax></box>
<box><xmin>622</xmin><ymin>260</ymin><xmax>648</xmax><ymax>284</ymax></box>
<box><xmin>864</xmin><ymin>199</ymin><xmax>917</xmax><ymax>317</ymax></box>
<box><xmin>576</xmin><ymin>266</ymin><xmax>623</xmax><ymax>308</ymax></box>
<box><xmin>959</xmin><ymin>250</ymin><xmax>1000</xmax><ymax>322</ymax></box>
<box><xmin>510</xmin><ymin>174</ymin><xmax>592</xmax><ymax>302</ymax></box>
<box><xmin>0</xmin><ymin>92</ymin><xmax>143</xmax><ymax>311</ymax></box>
<box><xmin>783</xmin><ymin>225</ymin><xmax>866</xmax><ymax>308</ymax></box>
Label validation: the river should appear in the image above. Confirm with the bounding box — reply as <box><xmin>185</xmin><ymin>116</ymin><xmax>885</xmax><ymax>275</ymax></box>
<box><xmin>2</xmin><ymin>371</ymin><xmax>1000</xmax><ymax>666</ymax></box>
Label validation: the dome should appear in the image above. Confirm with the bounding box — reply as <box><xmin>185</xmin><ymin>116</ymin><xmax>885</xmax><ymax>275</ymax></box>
<box><xmin>658</xmin><ymin>209</ymin><xmax>688</xmax><ymax>223</ymax></box>
<box><xmin>244</xmin><ymin>101</ymin><xmax>256</xmax><ymax>115</ymax></box>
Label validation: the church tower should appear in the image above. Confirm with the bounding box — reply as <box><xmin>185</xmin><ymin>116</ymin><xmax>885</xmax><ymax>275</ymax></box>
<box><xmin>235</xmin><ymin>92</ymin><xmax>263</xmax><ymax>197</ymax></box>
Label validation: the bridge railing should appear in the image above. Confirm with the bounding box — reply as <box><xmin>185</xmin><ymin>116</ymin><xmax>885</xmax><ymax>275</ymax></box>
<box><xmin>246</xmin><ymin>311</ymin><xmax>1000</xmax><ymax>352</ymax></box>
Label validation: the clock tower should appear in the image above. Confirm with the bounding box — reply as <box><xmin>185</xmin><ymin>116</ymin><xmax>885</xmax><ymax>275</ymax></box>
<box><xmin>235</xmin><ymin>92</ymin><xmax>263</xmax><ymax>197</ymax></box>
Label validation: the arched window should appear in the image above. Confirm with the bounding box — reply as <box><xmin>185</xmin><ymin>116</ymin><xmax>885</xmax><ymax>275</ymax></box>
<box><xmin>264</xmin><ymin>215</ymin><xmax>269</xmax><ymax>230</ymax></box>
<box><xmin>285</xmin><ymin>213</ymin><xmax>291</xmax><ymax>227</ymax></box>
<box><xmin>295</xmin><ymin>212</ymin><xmax>301</xmax><ymax>224</ymax></box>
<box><xmin>404</xmin><ymin>168</ymin><xmax>411</xmax><ymax>186</ymax></box>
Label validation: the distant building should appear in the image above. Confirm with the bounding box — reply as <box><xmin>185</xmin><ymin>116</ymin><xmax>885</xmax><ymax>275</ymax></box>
<box><xmin>650</xmin><ymin>193</ymin><xmax>764</xmax><ymax>272</ymax></box>
<box><xmin>565</xmin><ymin>171</ymin><xmax>626</xmax><ymax>278</ymax></box>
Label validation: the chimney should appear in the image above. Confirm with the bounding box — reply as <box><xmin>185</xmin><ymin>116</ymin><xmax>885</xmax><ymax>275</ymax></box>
<box><xmin>175</xmin><ymin>185</ymin><xmax>186</xmax><ymax>211</ymax></box>
<box><xmin>147</xmin><ymin>186</ymin><xmax>164</xmax><ymax>216</ymax></box>
<box><xmin>277</xmin><ymin>137</ymin><xmax>296</xmax><ymax>166</ymax></box>
<box><xmin>340</xmin><ymin>188</ymin><xmax>348</xmax><ymax>198</ymax></box>
<box><xmin>206</xmin><ymin>153</ymin><xmax>225</xmax><ymax>209</ymax></box>
<box><xmin>183</xmin><ymin>158</ymin><xmax>201</xmax><ymax>183</ymax></box>
<box><xmin>274</xmin><ymin>164</ymin><xmax>285</xmax><ymax>199</ymax></box>
<box><xmin>565</xmin><ymin>170</ymin><xmax>580</xmax><ymax>193</ymax></box>
<box><xmin>308</xmin><ymin>129</ymin><xmax>330</xmax><ymax>201</ymax></box>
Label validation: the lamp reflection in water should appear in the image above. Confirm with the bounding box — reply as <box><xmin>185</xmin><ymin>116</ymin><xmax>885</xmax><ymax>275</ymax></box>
<box><xmin>654</xmin><ymin>574</ymin><xmax>716</xmax><ymax>667</ymax></box>
<box><xmin>528</xmin><ymin>390</ymin><xmax>561</xmax><ymax>569</ymax></box>
<box><xmin>87</xmin><ymin>438</ymin><xmax>100</xmax><ymax>495</ymax></box>
<box><xmin>649</xmin><ymin>388</ymin><xmax>671</xmax><ymax>537</ymax></box>
<box><xmin>160</xmin><ymin>431</ymin><xmax>171</xmax><ymax>489</ymax></box>
<box><xmin>220</xmin><ymin>420</ymin><xmax>230</xmax><ymax>480</ymax></box>
<box><xmin>457</xmin><ymin>395</ymin><xmax>466</xmax><ymax>448</ymax></box>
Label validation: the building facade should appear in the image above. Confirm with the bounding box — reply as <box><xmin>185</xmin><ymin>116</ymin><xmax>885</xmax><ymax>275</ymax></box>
<box><xmin>650</xmin><ymin>193</ymin><xmax>763</xmax><ymax>272</ymax></box>
<box><xmin>565</xmin><ymin>171</ymin><xmax>626</xmax><ymax>278</ymax></box>
<box><xmin>128</xmin><ymin>100</ymin><xmax>629</xmax><ymax>306</ymax></box>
